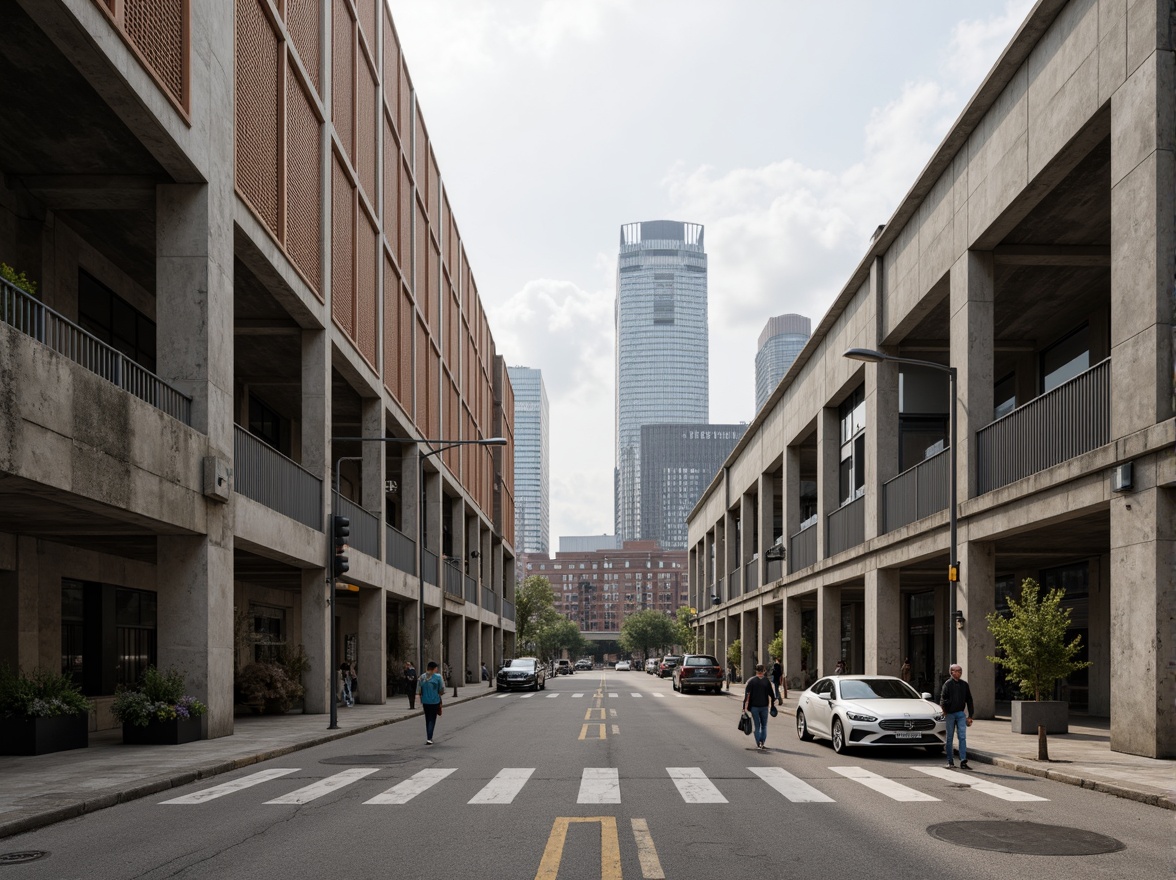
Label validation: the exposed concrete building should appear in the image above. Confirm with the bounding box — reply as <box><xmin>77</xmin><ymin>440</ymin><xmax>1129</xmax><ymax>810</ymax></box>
<box><xmin>0</xmin><ymin>0</ymin><xmax>516</xmax><ymax>738</ymax></box>
<box><xmin>755</xmin><ymin>314</ymin><xmax>811</xmax><ymax>412</ymax></box>
<box><xmin>688</xmin><ymin>0</ymin><xmax>1174</xmax><ymax>758</ymax></box>
<box><xmin>507</xmin><ymin>366</ymin><xmax>550</xmax><ymax>556</ymax></box>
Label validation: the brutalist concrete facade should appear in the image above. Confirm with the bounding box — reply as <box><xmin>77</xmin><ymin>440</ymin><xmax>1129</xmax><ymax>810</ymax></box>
<box><xmin>688</xmin><ymin>0</ymin><xmax>1174</xmax><ymax>758</ymax></box>
<box><xmin>0</xmin><ymin>0</ymin><xmax>516</xmax><ymax>738</ymax></box>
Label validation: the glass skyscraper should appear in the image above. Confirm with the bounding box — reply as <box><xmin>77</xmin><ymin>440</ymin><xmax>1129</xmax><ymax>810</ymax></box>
<box><xmin>507</xmin><ymin>366</ymin><xmax>550</xmax><ymax>555</ymax></box>
<box><xmin>755</xmin><ymin>313</ymin><xmax>811</xmax><ymax>411</ymax></box>
<box><xmin>615</xmin><ymin>220</ymin><xmax>708</xmax><ymax>542</ymax></box>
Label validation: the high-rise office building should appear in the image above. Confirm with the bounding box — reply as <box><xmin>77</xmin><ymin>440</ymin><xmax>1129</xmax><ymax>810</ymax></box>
<box><xmin>755</xmin><ymin>314</ymin><xmax>811</xmax><ymax>411</ymax></box>
<box><xmin>640</xmin><ymin>423</ymin><xmax>747</xmax><ymax>550</ymax></box>
<box><xmin>507</xmin><ymin>366</ymin><xmax>550</xmax><ymax>555</ymax></box>
<box><xmin>615</xmin><ymin>220</ymin><xmax>708</xmax><ymax>542</ymax></box>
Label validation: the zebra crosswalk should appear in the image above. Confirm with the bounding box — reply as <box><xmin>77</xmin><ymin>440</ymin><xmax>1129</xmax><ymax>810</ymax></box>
<box><xmin>496</xmin><ymin>692</ymin><xmax>670</xmax><ymax>699</ymax></box>
<box><xmin>160</xmin><ymin>763</ymin><xmax>1047</xmax><ymax>808</ymax></box>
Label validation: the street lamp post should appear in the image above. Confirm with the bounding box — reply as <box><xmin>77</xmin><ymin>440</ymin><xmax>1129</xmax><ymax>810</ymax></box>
<box><xmin>843</xmin><ymin>348</ymin><xmax>959</xmax><ymax>668</ymax></box>
<box><xmin>328</xmin><ymin>435</ymin><xmax>507</xmax><ymax>728</ymax></box>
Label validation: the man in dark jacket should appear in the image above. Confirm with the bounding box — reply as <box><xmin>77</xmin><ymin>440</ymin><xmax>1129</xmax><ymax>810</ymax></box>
<box><xmin>939</xmin><ymin>663</ymin><xmax>974</xmax><ymax>769</ymax></box>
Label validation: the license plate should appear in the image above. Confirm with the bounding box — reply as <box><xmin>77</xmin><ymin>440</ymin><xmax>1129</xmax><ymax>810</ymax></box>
<box><xmin>894</xmin><ymin>733</ymin><xmax>922</xmax><ymax>739</ymax></box>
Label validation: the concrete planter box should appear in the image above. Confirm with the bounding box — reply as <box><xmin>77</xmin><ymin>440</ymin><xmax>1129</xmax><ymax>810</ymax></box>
<box><xmin>122</xmin><ymin>716</ymin><xmax>203</xmax><ymax>745</ymax></box>
<box><xmin>0</xmin><ymin>713</ymin><xmax>89</xmax><ymax>756</ymax></box>
<box><xmin>1011</xmin><ymin>700</ymin><xmax>1068</xmax><ymax>734</ymax></box>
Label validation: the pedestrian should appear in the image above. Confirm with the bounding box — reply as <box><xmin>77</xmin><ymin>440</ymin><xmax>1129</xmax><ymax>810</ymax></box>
<box><xmin>338</xmin><ymin>661</ymin><xmax>354</xmax><ymax>707</ymax></box>
<box><xmin>419</xmin><ymin>660</ymin><xmax>445</xmax><ymax>745</ymax></box>
<box><xmin>743</xmin><ymin>664</ymin><xmax>775</xmax><ymax>750</ymax></box>
<box><xmin>900</xmin><ymin>657</ymin><xmax>912</xmax><ymax>683</ymax></box>
<box><xmin>770</xmin><ymin>656</ymin><xmax>786</xmax><ymax>704</ymax></box>
<box><xmin>403</xmin><ymin>660</ymin><xmax>417</xmax><ymax>710</ymax></box>
<box><xmin>726</xmin><ymin>660</ymin><xmax>737</xmax><ymax>691</ymax></box>
<box><xmin>834</xmin><ymin>659</ymin><xmax>847</xmax><ymax>676</ymax></box>
<box><xmin>481</xmin><ymin>662</ymin><xmax>490</xmax><ymax>683</ymax></box>
<box><xmin>939</xmin><ymin>663</ymin><xmax>974</xmax><ymax>769</ymax></box>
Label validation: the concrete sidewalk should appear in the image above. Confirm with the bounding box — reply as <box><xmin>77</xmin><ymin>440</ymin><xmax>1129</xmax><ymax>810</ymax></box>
<box><xmin>1</xmin><ymin>685</ymin><xmax>1172</xmax><ymax>841</ymax></box>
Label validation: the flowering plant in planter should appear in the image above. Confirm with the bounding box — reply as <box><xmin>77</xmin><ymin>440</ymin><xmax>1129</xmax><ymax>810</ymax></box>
<box><xmin>111</xmin><ymin>666</ymin><xmax>207</xmax><ymax>727</ymax></box>
<box><xmin>0</xmin><ymin>665</ymin><xmax>91</xmax><ymax>718</ymax></box>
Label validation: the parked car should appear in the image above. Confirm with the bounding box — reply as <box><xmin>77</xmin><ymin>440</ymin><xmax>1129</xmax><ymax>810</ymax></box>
<box><xmin>497</xmin><ymin>658</ymin><xmax>547</xmax><ymax>692</ymax></box>
<box><xmin>575</xmin><ymin>659</ymin><xmax>593</xmax><ymax>671</ymax></box>
<box><xmin>657</xmin><ymin>655</ymin><xmax>682</xmax><ymax>678</ymax></box>
<box><xmin>795</xmin><ymin>675</ymin><xmax>946</xmax><ymax>755</ymax></box>
<box><xmin>554</xmin><ymin>659</ymin><xmax>573</xmax><ymax>675</ymax></box>
<box><xmin>673</xmin><ymin>654</ymin><xmax>724</xmax><ymax>694</ymax></box>
<box><xmin>644</xmin><ymin>658</ymin><xmax>658</xmax><ymax>674</ymax></box>
<box><xmin>614</xmin><ymin>660</ymin><xmax>632</xmax><ymax>672</ymax></box>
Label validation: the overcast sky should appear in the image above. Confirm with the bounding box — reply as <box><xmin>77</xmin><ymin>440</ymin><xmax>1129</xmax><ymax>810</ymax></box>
<box><xmin>384</xmin><ymin>0</ymin><xmax>1035</xmax><ymax>548</ymax></box>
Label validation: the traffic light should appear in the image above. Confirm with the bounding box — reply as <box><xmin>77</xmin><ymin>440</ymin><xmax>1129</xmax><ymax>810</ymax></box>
<box><xmin>332</xmin><ymin>515</ymin><xmax>350</xmax><ymax>577</ymax></box>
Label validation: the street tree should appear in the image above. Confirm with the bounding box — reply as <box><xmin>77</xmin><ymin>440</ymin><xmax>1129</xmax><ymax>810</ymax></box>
<box><xmin>673</xmin><ymin>606</ymin><xmax>697</xmax><ymax>653</ymax></box>
<box><xmin>534</xmin><ymin>617</ymin><xmax>586</xmax><ymax>663</ymax></box>
<box><xmin>619</xmin><ymin>609</ymin><xmax>675</xmax><ymax>661</ymax></box>
<box><xmin>515</xmin><ymin>575</ymin><xmax>557</xmax><ymax>655</ymax></box>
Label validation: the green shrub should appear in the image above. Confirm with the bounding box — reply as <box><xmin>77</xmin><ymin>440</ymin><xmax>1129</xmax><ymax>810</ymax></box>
<box><xmin>111</xmin><ymin>666</ymin><xmax>207</xmax><ymax>727</ymax></box>
<box><xmin>236</xmin><ymin>660</ymin><xmax>305</xmax><ymax>714</ymax></box>
<box><xmin>0</xmin><ymin>665</ymin><xmax>91</xmax><ymax>718</ymax></box>
<box><xmin>0</xmin><ymin>262</ymin><xmax>37</xmax><ymax>295</ymax></box>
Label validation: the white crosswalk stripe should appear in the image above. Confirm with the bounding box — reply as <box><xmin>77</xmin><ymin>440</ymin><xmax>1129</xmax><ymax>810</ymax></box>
<box><xmin>572</xmin><ymin>693</ymin><xmax>585</xmax><ymax>698</ymax></box>
<box><xmin>913</xmin><ymin>766</ymin><xmax>1048</xmax><ymax>801</ymax></box>
<box><xmin>365</xmin><ymin>768</ymin><xmax>457</xmax><ymax>804</ymax></box>
<box><xmin>749</xmin><ymin>766</ymin><xmax>835</xmax><ymax>803</ymax></box>
<box><xmin>668</xmin><ymin>767</ymin><xmax>727</xmax><ymax>803</ymax></box>
<box><xmin>830</xmin><ymin>766</ymin><xmax>940</xmax><ymax>801</ymax></box>
<box><xmin>652</xmin><ymin>693</ymin><xmax>665</xmax><ymax>698</ymax></box>
<box><xmin>162</xmin><ymin>768</ymin><xmax>299</xmax><ymax>804</ymax></box>
<box><xmin>608</xmin><ymin>692</ymin><xmax>618</xmax><ymax>698</ymax></box>
<box><xmin>546</xmin><ymin>693</ymin><xmax>560</xmax><ymax>698</ymax></box>
<box><xmin>632</xmin><ymin>693</ymin><xmax>644</xmax><ymax>698</ymax></box>
<box><xmin>468</xmin><ymin>768</ymin><xmax>535</xmax><ymax>804</ymax></box>
<box><xmin>264</xmin><ymin>768</ymin><xmax>380</xmax><ymax>804</ymax></box>
<box><xmin>578</xmin><ymin>767</ymin><xmax>620</xmax><ymax>803</ymax></box>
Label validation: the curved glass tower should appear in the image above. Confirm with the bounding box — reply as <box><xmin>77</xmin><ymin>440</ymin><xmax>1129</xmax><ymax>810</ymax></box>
<box><xmin>615</xmin><ymin>220</ymin><xmax>708</xmax><ymax>542</ymax></box>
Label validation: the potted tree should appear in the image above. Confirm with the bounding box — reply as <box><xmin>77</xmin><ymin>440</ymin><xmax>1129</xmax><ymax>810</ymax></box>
<box><xmin>112</xmin><ymin>666</ymin><xmax>207</xmax><ymax>745</ymax></box>
<box><xmin>986</xmin><ymin>577</ymin><xmax>1091</xmax><ymax>758</ymax></box>
<box><xmin>0</xmin><ymin>666</ymin><xmax>91</xmax><ymax>756</ymax></box>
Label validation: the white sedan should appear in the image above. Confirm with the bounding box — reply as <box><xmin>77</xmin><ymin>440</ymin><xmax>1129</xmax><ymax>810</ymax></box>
<box><xmin>614</xmin><ymin>660</ymin><xmax>632</xmax><ymax>671</ymax></box>
<box><xmin>795</xmin><ymin>675</ymin><xmax>946</xmax><ymax>755</ymax></box>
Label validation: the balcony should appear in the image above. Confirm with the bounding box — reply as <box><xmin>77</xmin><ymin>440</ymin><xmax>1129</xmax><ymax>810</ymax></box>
<box><xmin>826</xmin><ymin>495</ymin><xmax>865</xmax><ymax>557</ymax></box>
<box><xmin>443</xmin><ymin>558</ymin><xmax>464</xmax><ymax>599</ymax></box>
<box><xmin>976</xmin><ymin>359</ymin><xmax>1110</xmax><ymax>493</ymax></box>
<box><xmin>883</xmin><ymin>448</ymin><xmax>949</xmax><ymax>532</ymax></box>
<box><xmin>233</xmin><ymin>425</ymin><xmax>322</xmax><ymax>529</ymax></box>
<box><xmin>482</xmin><ymin>587</ymin><xmax>499</xmax><ymax>614</ymax></box>
<box><xmin>503</xmin><ymin>599</ymin><xmax>515</xmax><ymax>622</ymax></box>
<box><xmin>2</xmin><ymin>277</ymin><xmax>191</xmax><ymax>425</ymax></box>
<box><xmin>387</xmin><ymin>524</ymin><xmax>415</xmax><ymax>574</ymax></box>
<box><xmin>422</xmin><ymin>548</ymin><xmax>439</xmax><ymax>586</ymax></box>
<box><xmin>335</xmin><ymin>495</ymin><xmax>378</xmax><ymax>558</ymax></box>
<box><xmin>464</xmin><ymin>574</ymin><xmax>478</xmax><ymax>603</ymax></box>
<box><xmin>789</xmin><ymin>522</ymin><xmax>817</xmax><ymax>573</ymax></box>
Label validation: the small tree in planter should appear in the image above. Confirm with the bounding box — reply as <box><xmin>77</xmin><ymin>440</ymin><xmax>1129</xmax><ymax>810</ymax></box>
<box><xmin>112</xmin><ymin>666</ymin><xmax>207</xmax><ymax>745</ymax></box>
<box><xmin>726</xmin><ymin>639</ymin><xmax>741</xmax><ymax>683</ymax></box>
<box><xmin>986</xmin><ymin>577</ymin><xmax>1090</xmax><ymax>760</ymax></box>
<box><xmin>0</xmin><ymin>666</ymin><xmax>92</xmax><ymax>755</ymax></box>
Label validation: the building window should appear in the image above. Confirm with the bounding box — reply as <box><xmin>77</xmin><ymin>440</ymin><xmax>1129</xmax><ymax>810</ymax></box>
<box><xmin>77</xmin><ymin>270</ymin><xmax>157</xmax><ymax>372</ymax></box>
<box><xmin>839</xmin><ymin>387</ymin><xmax>866</xmax><ymax>504</ymax></box>
<box><xmin>248</xmin><ymin>394</ymin><xmax>291</xmax><ymax>456</ymax></box>
<box><xmin>251</xmin><ymin>604</ymin><xmax>287</xmax><ymax>662</ymax></box>
<box><xmin>993</xmin><ymin>373</ymin><xmax>1016</xmax><ymax>419</ymax></box>
<box><xmin>62</xmin><ymin>580</ymin><xmax>157</xmax><ymax>695</ymax></box>
<box><xmin>1041</xmin><ymin>324</ymin><xmax>1090</xmax><ymax>393</ymax></box>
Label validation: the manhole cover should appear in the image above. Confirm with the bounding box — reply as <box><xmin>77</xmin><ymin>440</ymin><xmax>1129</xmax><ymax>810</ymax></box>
<box><xmin>0</xmin><ymin>852</ymin><xmax>49</xmax><ymax>865</ymax></box>
<box><xmin>320</xmin><ymin>754</ymin><xmax>411</xmax><ymax>765</ymax></box>
<box><xmin>928</xmin><ymin>821</ymin><xmax>1125</xmax><ymax>855</ymax></box>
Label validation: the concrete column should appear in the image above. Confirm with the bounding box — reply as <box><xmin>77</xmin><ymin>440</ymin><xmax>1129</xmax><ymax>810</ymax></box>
<box><xmin>866</xmin><ymin>359</ymin><xmax>900</xmax><ymax>538</ymax></box>
<box><xmin>1110</xmin><ymin>468</ymin><xmax>1174</xmax><ymax>757</ymax></box>
<box><xmin>759</xmin><ymin>600</ymin><xmax>776</xmax><ymax>668</ymax></box>
<box><xmin>464</xmin><ymin>619</ymin><xmax>478</xmax><ymax>684</ymax></box>
<box><xmin>4</xmin><ymin>537</ymin><xmax>39</xmax><ymax>670</ymax></box>
<box><xmin>785</xmin><ymin>594</ymin><xmax>803</xmax><ymax>689</ymax></box>
<box><xmin>1110</xmin><ymin>41</ymin><xmax>1175</xmax><ymax>436</ymax></box>
<box><xmin>446</xmin><ymin>614</ymin><xmax>464</xmax><ymax>686</ymax></box>
<box><xmin>957</xmin><ymin>539</ymin><xmax>995</xmax><ymax>718</ymax></box>
<box><xmin>361</xmin><ymin>400</ymin><xmax>385</xmax><ymax>552</ymax></box>
<box><xmin>758</xmin><ymin>471</ymin><xmax>776</xmax><ymax>585</ymax></box>
<box><xmin>865</xmin><ymin>567</ymin><xmax>900</xmax><ymax>676</ymax></box>
<box><xmin>817</xmin><ymin>408</ymin><xmax>838</xmax><ymax>560</ymax></box>
<box><xmin>300</xmin><ymin>568</ymin><xmax>330</xmax><ymax>714</ymax></box>
<box><xmin>714</xmin><ymin>520</ymin><xmax>727</xmax><ymax>602</ymax></box>
<box><xmin>1087</xmin><ymin>553</ymin><xmax>1111</xmax><ymax>716</ymax></box>
<box><xmin>817</xmin><ymin>583</ymin><xmax>841</xmax><ymax>678</ymax></box>
<box><xmin>948</xmin><ymin>250</ymin><xmax>994</xmax><ymax>501</ymax></box>
<box><xmin>301</xmin><ymin>331</ymin><xmax>329</xmax><ymax>479</ymax></box>
<box><xmin>356</xmin><ymin>585</ymin><xmax>385</xmax><ymax>703</ymax></box>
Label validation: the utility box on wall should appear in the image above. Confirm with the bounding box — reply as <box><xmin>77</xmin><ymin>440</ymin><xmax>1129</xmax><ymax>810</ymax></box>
<box><xmin>202</xmin><ymin>456</ymin><xmax>232</xmax><ymax>502</ymax></box>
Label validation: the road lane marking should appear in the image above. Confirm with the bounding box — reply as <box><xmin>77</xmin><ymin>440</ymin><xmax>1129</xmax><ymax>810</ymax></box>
<box><xmin>469</xmin><ymin>768</ymin><xmax>535</xmax><ymax>804</ymax></box>
<box><xmin>535</xmin><ymin>817</ymin><xmax>621</xmax><ymax>880</ymax></box>
<box><xmin>573</xmin><ymin>693</ymin><xmax>585</xmax><ymax>698</ymax></box>
<box><xmin>632</xmin><ymin>693</ymin><xmax>644</xmax><ymax>698</ymax></box>
<box><xmin>495</xmin><ymin>694</ymin><xmax>509</xmax><ymax>698</ymax></box>
<box><xmin>520</xmin><ymin>693</ymin><xmax>536</xmax><ymax>699</ymax></box>
<box><xmin>608</xmin><ymin>692</ymin><xmax>618</xmax><ymax>698</ymax></box>
<box><xmin>631</xmin><ymin>818</ymin><xmax>665</xmax><ymax>879</ymax></box>
<box><xmin>265</xmin><ymin>768</ymin><xmax>379</xmax><ymax>804</ymax></box>
<box><xmin>913</xmin><ymin>766</ymin><xmax>1048</xmax><ymax>801</ymax></box>
<box><xmin>546</xmin><ymin>693</ymin><xmax>560</xmax><ymax>698</ymax></box>
<box><xmin>162</xmin><ymin>768</ymin><xmax>298</xmax><ymax>804</ymax></box>
<box><xmin>667</xmin><ymin>767</ymin><xmax>727</xmax><ymax>803</ymax></box>
<box><xmin>364</xmin><ymin>768</ymin><xmax>457</xmax><ymax>804</ymax></box>
<box><xmin>579</xmin><ymin>723</ymin><xmax>606</xmax><ymax>740</ymax></box>
<box><xmin>586</xmin><ymin>708</ymin><xmax>606</xmax><ymax>719</ymax></box>
<box><xmin>652</xmin><ymin>693</ymin><xmax>665</xmax><ymax>698</ymax></box>
<box><xmin>610</xmin><ymin>708</ymin><xmax>618</xmax><ymax>717</ymax></box>
<box><xmin>830</xmin><ymin>766</ymin><xmax>939</xmax><ymax>801</ymax></box>
<box><xmin>749</xmin><ymin>766</ymin><xmax>835</xmax><ymax>803</ymax></box>
<box><xmin>611</xmin><ymin>724</ymin><xmax>620</xmax><ymax>735</ymax></box>
<box><xmin>578</xmin><ymin>767</ymin><xmax>620</xmax><ymax>803</ymax></box>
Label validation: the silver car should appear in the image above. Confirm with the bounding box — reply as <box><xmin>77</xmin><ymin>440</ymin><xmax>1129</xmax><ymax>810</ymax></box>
<box><xmin>795</xmin><ymin>675</ymin><xmax>946</xmax><ymax>755</ymax></box>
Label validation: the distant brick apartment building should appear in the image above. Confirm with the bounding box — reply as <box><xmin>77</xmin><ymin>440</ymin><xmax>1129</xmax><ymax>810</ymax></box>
<box><xmin>0</xmin><ymin>0</ymin><xmax>516</xmax><ymax>738</ymax></box>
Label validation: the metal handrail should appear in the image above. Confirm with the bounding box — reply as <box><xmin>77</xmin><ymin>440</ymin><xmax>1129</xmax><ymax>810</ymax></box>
<box><xmin>422</xmin><ymin>548</ymin><xmax>439</xmax><ymax>586</ymax></box>
<box><xmin>386</xmin><ymin>524</ymin><xmax>416</xmax><ymax>574</ymax></box>
<box><xmin>827</xmin><ymin>495</ymin><xmax>865</xmax><ymax>556</ymax></box>
<box><xmin>789</xmin><ymin>522</ymin><xmax>817</xmax><ymax>573</ymax></box>
<box><xmin>883</xmin><ymin>447</ymin><xmax>949</xmax><ymax>532</ymax></box>
<box><xmin>336</xmin><ymin>495</ymin><xmax>378</xmax><ymax>558</ymax></box>
<box><xmin>233</xmin><ymin>425</ymin><xmax>322</xmax><ymax>529</ymax></box>
<box><xmin>443</xmin><ymin>558</ymin><xmax>463</xmax><ymax>597</ymax></box>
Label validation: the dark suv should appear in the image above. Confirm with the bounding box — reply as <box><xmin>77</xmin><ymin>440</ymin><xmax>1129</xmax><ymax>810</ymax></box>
<box><xmin>673</xmin><ymin>654</ymin><xmax>724</xmax><ymax>694</ymax></box>
<box><xmin>496</xmin><ymin>658</ymin><xmax>546</xmax><ymax>692</ymax></box>
<box><xmin>657</xmin><ymin>655</ymin><xmax>682</xmax><ymax>678</ymax></box>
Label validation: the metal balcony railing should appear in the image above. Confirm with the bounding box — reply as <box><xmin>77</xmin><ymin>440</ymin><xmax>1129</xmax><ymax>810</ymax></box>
<box><xmin>728</xmin><ymin>567</ymin><xmax>742</xmax><ymax>598</ymax></box>
<box><xmin>502</xmin><ymin>599</ymin><xmax>515</xmax><ymax>622</ymax></box>
<box><xmin>977</xmin><ymin>359</ymin><xmax>1110</xmax><ymax>493</ymax></box>
<box><xmin>443</xmin><ymin>559</ymin><xmax>464</xmax><ymax>598</ymax></box>
<box><xmin>234</xmin><ymin>425</ymin><xmax>322</xmax><ymax>529</ymax></box>
<box><xmin>883</xmin><ymin>448</ymin><xmax>949</xmax><ymax>532</ymax></box>
<box><xmin>789</xmin><ymin>523</ymin><xmax>817</xmax><ymax>573</ymax></box>
<box><xmin>744</xmin><ymin>559</ymin><xmax>757</xmax><ymax>592</ymax></box>
<box><xmin>422</xmin><ymin>548</ymin><xmax>439</xmax><ymax>586</ymax></box>
<box><xmin>2</xmin><ymin>277</ymin><xmax>191</xmax><ymax>425</ymax></box>
<box><xmin>464</xmin><ymin>574</ymin><xmax>478</xmax><ymax>603</ymax></box>
<box><xmin>386</xmin><ymin>524</ymin><xmax>416</xmax><ymax>574</ymax></box>
<box><xmin>827</xmin><ymin>495</ymin><xmax>865</xmax><ymax>556</ymax></box>
<box><xmin>482</xmin><ymin>587</ymin><xmax>498</xmax><ymax>614</ymax></box>
<box><xmin>335</xmin><ymin>495</ymin><xmax>378</xmax><ymax>558</ymax></box>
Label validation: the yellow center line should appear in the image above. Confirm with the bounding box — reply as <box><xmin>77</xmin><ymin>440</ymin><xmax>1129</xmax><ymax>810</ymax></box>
<box><xmin>585</xmin><ymin>708</ymin><xmax>606</xmax><ymax>720</ymax></box>
<box><xmin>536</xmin><ymin>817</ymin><xmax>621</xmax><ymax>880</ymax></box>
<box><xmin>578</xmin><ymin>723</ymin><xmax>606</xmax><ymax>740</ymax></box>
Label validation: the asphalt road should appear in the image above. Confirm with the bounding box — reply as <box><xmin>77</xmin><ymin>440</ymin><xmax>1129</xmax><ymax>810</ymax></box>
<box><xmin>5</xmin><ymin>670</ymin><xmax>1171</xmax><ymax>879</ymax></box>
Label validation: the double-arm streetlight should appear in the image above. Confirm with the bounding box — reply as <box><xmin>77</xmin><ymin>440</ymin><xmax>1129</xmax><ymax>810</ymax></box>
<box><xmin>843</xmin><ymin>348</ymin><xmax>959</xmax><ymax>668</ymax></box>
<box><xmin>328</xmin><ymin>434</ymin><xmax>507</xmax><ymax>728</ymax></box>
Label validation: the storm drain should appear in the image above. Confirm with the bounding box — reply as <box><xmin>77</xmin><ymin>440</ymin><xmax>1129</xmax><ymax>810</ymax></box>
<box><xmin>320</xmin><ymin>754</ymin><xmax>412</xmax><ymax>766</ymax></box>
<box><xmin>928</xmin><ymin>821</ymin><xmax>1125</xmax><ymax>855</ymax></box>
<box><xmin>0</xmin><ymin>851</ymin><xmax>48</xmax><ymax>865</ymax></box>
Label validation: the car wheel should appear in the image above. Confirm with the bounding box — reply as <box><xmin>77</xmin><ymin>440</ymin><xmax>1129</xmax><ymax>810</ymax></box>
<box><xmin>832</xmin><ymin>718</ymin><xmax>848</xmax><ymax>754</ymax></box>
<box><xmin>796</xmin><ymin>709</ymin><xmax>813</xmax><ymax>741</ymax></box>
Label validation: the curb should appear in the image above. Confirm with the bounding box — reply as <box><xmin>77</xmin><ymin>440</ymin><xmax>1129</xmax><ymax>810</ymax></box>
<box><xmin>966</xmin><ymin>751</ymin><xmax>1176</xmax><ymax>811</ymax></box>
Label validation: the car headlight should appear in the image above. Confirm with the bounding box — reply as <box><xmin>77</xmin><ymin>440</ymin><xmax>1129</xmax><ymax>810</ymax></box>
<box><xmin>845</xmin><ymin>711</ymin><xmax>878</xmax><ymax>723</ymax></box>
<box><xmin>934</xmin><ymin>712</ymin><xmax>945</xmax><ymax>722</ymax></box>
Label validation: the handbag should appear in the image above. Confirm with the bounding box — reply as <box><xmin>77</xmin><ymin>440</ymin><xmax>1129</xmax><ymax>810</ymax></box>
<box><xmin>770</xmin><ymin>703</ymin><xmax>779</xmax><ymax>718</ymax></box>
<box><xmin>737</xmin><ymin>711</ymin><xmax>752</xmax><ymax>735</ymax></box>
<box><xmin>437</xmin><ymin>701</ymin><xmax>443</xmax><ymax>716</ymax></box>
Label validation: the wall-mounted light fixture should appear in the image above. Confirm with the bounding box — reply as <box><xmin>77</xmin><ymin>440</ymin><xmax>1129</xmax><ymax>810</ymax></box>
<box><xmin>953</xmin><ymin>609</ymin><xmax>965</xmax><ymax>629</ymax></box>
<box><xmin>1111</xmin><ymin>462</ymin><xmax>1133</xmax><ymax>493</ymax></box>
